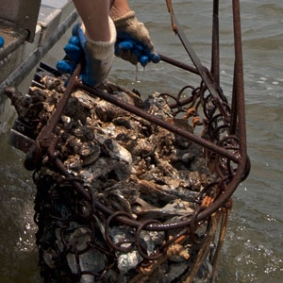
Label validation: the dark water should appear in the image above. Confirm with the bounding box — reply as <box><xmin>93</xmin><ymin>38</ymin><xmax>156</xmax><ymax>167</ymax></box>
<box><xmin>0</xmin><ymin>1</ymin><xmax>282</xmax><ymax>282</ymax></box>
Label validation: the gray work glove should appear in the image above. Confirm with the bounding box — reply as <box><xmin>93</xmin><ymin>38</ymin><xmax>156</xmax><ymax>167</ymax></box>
<box><xmin>57</xmin><ymin>17</ymin><xmax>116</xmax><ymax>86</ymax></box>
<box><xmin>114</xmin><ymin>11</ymin><xmax>160</xmax><ymax>67</ymax></box>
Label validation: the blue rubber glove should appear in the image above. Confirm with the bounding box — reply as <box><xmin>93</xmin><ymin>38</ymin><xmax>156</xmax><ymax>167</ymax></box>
<box><xmin>114</xmin><ymin>11</ymin><xmax>160</xmax><ymax>67</ymax></box>
<box><xmin>57</xmin><ymin>20</ymin><xmax>116</xmax><ymax>87</ymax></box>
<box><xmin>56</xmin><ymin>27</ymin><xmax>82</xmax><ymax>74</ymax></box>
<box><xmin>0</xmin><ymin>36</ymin><xmax>4</xmax><ymax>48</ymax></box>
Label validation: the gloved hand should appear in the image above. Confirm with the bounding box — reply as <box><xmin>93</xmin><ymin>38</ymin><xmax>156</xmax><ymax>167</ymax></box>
<box><xmin>0</xmin><ymin>36</ymin><xmax>4</xmax><ymax>48</ymax></box>
<box><xmin>114</xmin><ymin>11</ymin><xmax>160</xmax><ymax>67</ymax></box>
<box><xmin>56</xmin><ymin>18</ymin><xmax>116</xmax><ymax>87</ymax></box>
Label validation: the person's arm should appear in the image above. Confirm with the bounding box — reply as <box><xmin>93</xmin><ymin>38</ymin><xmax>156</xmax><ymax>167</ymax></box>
<box><xmin>57</xmin><ymin>0</ymin><xmax>159</xmax><ymax>86</ymax></box>
<box><xmin>72</xmin><ymin>0</ymin><xmax>111</xmax><ymax>42</ymax></box>
<box><xmin>110</xmin><ymin>0</ymin><xmax>131</xmax><ymax>20</ymax></box>
<box><xmin>110</xmin><ymin>0</ymin><xmax>160</xmax><ymax>66</ymax></box>
<box><xmin>60</xmin><ymin>0</ymin><xmax>117</xmax><ymax>86</ymax></box>
<box><xmin>72</xmin><ymin>0</ymin><xmax>132</xmax><ymax>41</ymax></box>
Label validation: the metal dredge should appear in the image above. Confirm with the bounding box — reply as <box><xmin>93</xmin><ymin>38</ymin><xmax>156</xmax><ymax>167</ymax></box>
<box><xmin>6</xmin><ymin>1</ymin><xmax>250</xmax><ymax>282</ymax></box>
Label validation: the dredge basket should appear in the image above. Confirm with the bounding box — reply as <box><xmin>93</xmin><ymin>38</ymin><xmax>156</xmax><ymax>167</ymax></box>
<box><xmin>7</xmin><ymin>1</ymin><xmax>250</xmax><ymax>282</ymax></box>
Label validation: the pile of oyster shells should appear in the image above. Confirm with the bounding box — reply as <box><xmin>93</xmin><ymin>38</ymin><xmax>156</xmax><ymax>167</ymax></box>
<box><xmin>8</xmin><ymin>74</ymin><xmax>215</xmax><ymax>283</ymax></box>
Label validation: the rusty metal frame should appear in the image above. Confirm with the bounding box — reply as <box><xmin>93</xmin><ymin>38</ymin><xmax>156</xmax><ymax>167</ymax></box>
<box><xmin>8</xmin><ymin>0</ymin><xmax>250</xmax><ymax>278</ymax></box>
<box><xmin>9</xmin><ymin>0</ymin><xmax>250</xmax><ymax>228</ymax></box>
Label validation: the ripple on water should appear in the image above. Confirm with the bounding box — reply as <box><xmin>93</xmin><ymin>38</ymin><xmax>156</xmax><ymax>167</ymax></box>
<box><xmin>216</xmin><ymin>197</ymin><xmax>283</xmax><ymax>283</ymax></box>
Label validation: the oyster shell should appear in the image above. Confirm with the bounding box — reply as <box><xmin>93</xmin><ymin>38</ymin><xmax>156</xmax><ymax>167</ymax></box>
<box><xmin>10</xmin><ymin>74</ymin><xmax>216</xmax><ymax>283</ymax></box>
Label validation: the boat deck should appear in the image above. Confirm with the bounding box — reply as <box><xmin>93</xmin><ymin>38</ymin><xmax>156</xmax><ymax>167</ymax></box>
<box><xmin>0</xmin><ymin>0</ymin><xmax>77</xmax><ymax>93</ymax></box>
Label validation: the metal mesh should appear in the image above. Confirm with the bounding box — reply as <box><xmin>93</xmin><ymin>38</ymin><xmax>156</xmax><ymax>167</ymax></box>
<box><xmin>6</xmin><ymin>1</ymin><xmax>250</xmax><ymax>282</ymax></box>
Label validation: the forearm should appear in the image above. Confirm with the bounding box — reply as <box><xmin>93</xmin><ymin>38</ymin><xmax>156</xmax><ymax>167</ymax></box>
<box><xmin>110</xmin><ymin>0</ymin><xmax>131</xmax><ymax>20</ymax></box>
<box><xmin>73</xmin><ymin>0</ymin><xmax>111</xmax><ymax>41</ymax></box>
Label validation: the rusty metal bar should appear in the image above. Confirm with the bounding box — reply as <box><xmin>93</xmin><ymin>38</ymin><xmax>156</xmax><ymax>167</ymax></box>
<box><xmin>159</xmin><ymin>53</ymin><xmax>199</xmax><ymax>75</ymax></box>
<box><xmin>211</xmin><ymin>0</ymin><xmax>220</xmax><ymax>86</ymax></box>
<box><xmin>232</xmin><ymin>0</ymin><xmax>248</xmax><ymax>160</ymax></box>
<box><xmin>23</xmin><ymin>63</ymin><xmax>81</xmax><ymax>170</ymax></box>
<box><xmin>9</xmin><ymin>128</ymin><xmax>34</xmax><ymax>153</ymax></box>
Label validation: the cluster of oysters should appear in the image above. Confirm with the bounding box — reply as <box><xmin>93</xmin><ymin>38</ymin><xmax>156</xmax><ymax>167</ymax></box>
<box><xmin>7</xmin><ymin>73</ymin><xmax>215</xmax><ymax>283</ymax></box>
